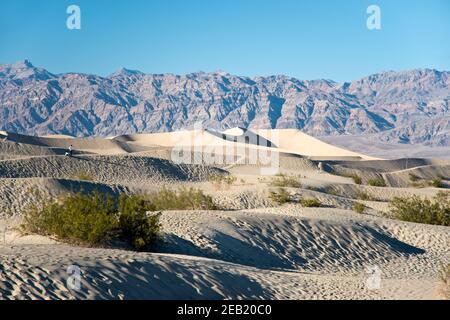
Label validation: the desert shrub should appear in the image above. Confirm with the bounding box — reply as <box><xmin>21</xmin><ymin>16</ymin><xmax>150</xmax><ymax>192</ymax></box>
<box><xmin>337</xmin><ymin>172</ymin><xmax>362</xmax><ymax>184</ymax></box>
<box><xmin>269</xmin><ymin>188</ymin><xmax>291</xmax><ymax>205</ymax></box>
<box><xmin>352</xmin><ymin>202</ymin><xmax>366</xmax><ymax>214</ymax></box>
<box><xmin>367</xmin><ymin>178</ymin><xmax>387</xmax><ymax>187</ymax></box>
<box><xmin>430</xmin><ymin>178</ymin><xmax>445</xmax><ymax>188</ymax></box>
<box><xmin>118</xmin><ymin>194</ymin><xmax>161</xmax><ymax>251</ymax></box>
<box><xmin>439</xmin><ymin>264</ymin><xmax>450</xmax><ymax>300</ymax></box>
<box><xmin>22</xmin><ymin>191</ymin><xmax>161</xmax><ymax>250</ymax></box>
<box><xmin>349</xmin><ymin>174</ymin><xmax>362</xmax><ymax>185</ymax></box>
<box><xmin>22</xmin><ymin>191</ymin><xmax>118</xmax><ymax>245</ymax></box>
<box><xmin>70</xmin><ymin>170</ymin><xmax>94</xmax><ymax>181</ymax></box>
<box><xmin>147</xmin><ymin>187</ymin><xmax>217</xmax><ymax>210</ymax></box>
<box><xmin>386</xmin><ymin>194</ymin><xmax>450</xmax><ymax>226</ymax></box>
<box><xmin>356</xmin><ymin>190</ymin><xmax>374</xmax><ymax>201</ymax></box>
<box><xmin>435</xmin><ymin>191</ymin><xmax>450</xmax><ymax>205</ymax></box>
<box><xmin>409</xmin><ymin>173</ymin><xmax>419</xmax><ymax>182</ymax></box>
<box><xmin>299</xmin><ymin>197</ymin><xmax>322</xmax><ymax>208</ymax></box>
<box><xmin>208</xmin><ymin>174</ymin><xmax>237</xmax><ymax>189</ymax></box>
<box><xmin>270</xmin><ymin>174</ymin><xmax>302</xmax><ymax>188</ymax></box>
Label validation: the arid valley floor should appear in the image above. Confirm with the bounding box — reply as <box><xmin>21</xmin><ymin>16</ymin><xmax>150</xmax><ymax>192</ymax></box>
<box><xmin>0</xmin><ymin>128</ymin><xmax>449</xmax><ymax>299</ymax></box>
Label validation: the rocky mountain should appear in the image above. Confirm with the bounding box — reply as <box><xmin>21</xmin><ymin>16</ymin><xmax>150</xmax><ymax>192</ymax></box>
<box><xmin>0</xmin><ymin>60</ymin><xmax>449</xmax><ymax>146</ymax></box>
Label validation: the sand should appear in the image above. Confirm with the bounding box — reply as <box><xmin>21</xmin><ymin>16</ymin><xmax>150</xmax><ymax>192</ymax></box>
<box><xmin>0</xmin><ymin>128</ymin><xmax>449</xmax><ymax>300</ymax></box>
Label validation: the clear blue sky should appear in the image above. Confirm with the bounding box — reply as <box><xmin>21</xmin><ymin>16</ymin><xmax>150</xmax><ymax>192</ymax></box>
<box><xmin>1</xmin><ymin>0</ymin><xmax>449</xmax><ymax>82</ymax></box>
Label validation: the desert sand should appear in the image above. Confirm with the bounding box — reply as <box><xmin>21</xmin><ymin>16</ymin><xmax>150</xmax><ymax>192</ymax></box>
<box><xmin>0</xmin><ymin>128</ymin><xmax>449</xmax><ymax>300</ymax></box>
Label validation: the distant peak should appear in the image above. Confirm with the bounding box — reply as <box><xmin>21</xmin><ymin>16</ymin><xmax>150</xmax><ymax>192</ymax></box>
<box><xmin>110</xmin><ymin>67</ymin><xmax>144</xmax><ymax>77</ymax></box>
<box><xmin>214</xmin><ymin>70</ymin><xmax>230</xmax><ymax>76</ymax></box>
<box><xmin>12</xmin><ymin>59</ymin><xmax>34</xmax><ymax>68</ymax></box>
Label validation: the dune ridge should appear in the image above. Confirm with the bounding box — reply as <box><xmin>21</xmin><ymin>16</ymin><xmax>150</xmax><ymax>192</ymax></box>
<box><xmin>0</xmin><ymin>127</ymin><xmax>448</xmax><ymax>300</ymax></box>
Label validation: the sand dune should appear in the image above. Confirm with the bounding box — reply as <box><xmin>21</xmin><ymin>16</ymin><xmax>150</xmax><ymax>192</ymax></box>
<box><xmin>111</xmin><ymin>127</ymin><xmax>377</xmax><ymax>160</ymax></box>
<box><xmin>0</xmin><ymin>154</ymin><xmax>222</xmax><ymax>185</ymax></box>
<box><xmin>0</xmin><ymin>127</ymin><xmax>449</xmax><ymax>300</ymax></box>
<box><xmin>0</xmin><ymin>206</ymin><xmax>447</xmax><ymax>299</ymax></box>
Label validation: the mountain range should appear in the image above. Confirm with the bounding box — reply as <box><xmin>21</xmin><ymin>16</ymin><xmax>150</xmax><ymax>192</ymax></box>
<box><xmin>0</xmin><ymin>60</ymin><xmax>449</xmax><ymax>147</ymax></box>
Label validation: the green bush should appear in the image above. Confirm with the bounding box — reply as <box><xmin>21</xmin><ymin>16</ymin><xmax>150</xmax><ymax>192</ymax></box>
<box><xmin>350</xmin><ymin>174</ymin><xmax>362</xmax><ymax>185</ymax></box>
<box><xmin>118</xmin><ymin>194</ymin><xmax>161</xmax><ymax>251</ymax></box>
<box><xmin>270</xmin><ymin>174</ymin><xmax>302</xmax><ymax>188</ymax></box>
<box><xmin>387</xmin><ymin>194</ymin><xmax>449</xmax><ymax>226</ymax></box>
<box><xmin>367</xmin><ymin>178</ymin><xmax>387</xmax><ymax>187</ymax></box>
<box><xmin>269</xmin><ymin>188</ymin><xmax>291</xmax><ymax>205</ymax></box>
<box><xmin>356</xmin><ymin>190</ymin><xmax>374</xmax><ymax>201</ymax></box>
<box><xmin>147</xmin><ymin>187</ymin><xmax>217</xmax><ymax>210</ymax></box>
<box><xmin>435</xmin><ymin>191</ymin><xmax>450</xmax><ymax>204</ymax></box>
<box><xmin>409</xmin><ymin>173</ymin><xmax>419</xmax><ymax>182</ymax></box>
<box><xmin>22</xmin><ymin>191</ymin><xmax>161</xmax><ymax>251</ymax></box>
<box><xmin>352</xmin><ymin>202</ymin><xmax>366</xmax><ymax>214</ymax></box>
<box><xmin>208</xmin><ymin>174</ymin><xmax>237</xmax><ymax>189</ymax></box>
<box><xmin>430</xmin><ymin>178</ymin><xmax>444</xmax><ymax>188</ymax></box>
<box><xmin>337</xmin><ymin>172</ymin><xmax>362</xmax><ymax>184</ymax></box>
<box><xmin>22</xmin><ymin>191</ymin><xmax>118</xmax><ymax>246</ymax></box>
<box><xmin>299</xmin><ymin>197</ymin><xmax>322</xmax><ymax>208</ymax></box>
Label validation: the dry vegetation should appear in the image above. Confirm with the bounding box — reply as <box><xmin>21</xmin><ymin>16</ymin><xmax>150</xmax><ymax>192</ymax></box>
<box><xmin>208</xmin><ymin>174</ymin><xmax>237</xmax><ymax>190</ymax></box>
<box><xmin>367</xmin><ymin>177</ymin><xmax>387</xmax><ymax>187</ymax></box>
<box><xmin>269</xmin><ymin>188</ymin><xmax>291</xmax><ymax>205</ymax></box>
<box><xmin>386</xmin><ymin>191</ymin><xmax>449</xmax><ymax>226</ymax></box>
<box><xmin>22</xmin><ymin>190</ymin><xmax>161</xmax><ymax>250</ymax></box>
<box><xmin>21</xmin><ymin>187</ymin><xmax>217</xmax><ymax>250</ymax></box>
<box><xmin>352</xmin><ymin>202</ymin><xmax>366</xmax><ymax>214</ymax></box>
<box><xmin>270</xmin><ymin>174</ymin><xmax>302</xmax><ymax>188</ymax></box>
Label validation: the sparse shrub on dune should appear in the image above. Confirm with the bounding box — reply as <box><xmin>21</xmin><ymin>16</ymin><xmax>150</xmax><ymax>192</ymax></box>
<box><xmin>208</xmin><ymin>174</ymin><xmax>237</xmax><ymax>190</ymax></box>
<box><xmin>269</xmin><ymin>188</ymin><xmax>291</xmax><ymax>205</ymax></box>
<box><xmin>349</xmin><ymin>174</ymin><xmax>362</xmax><ymax>185</ymax></box>
<box><xmin>22</xmin><ymin>191</ymin><xmax>119</xmax><ymax>246</ymax></box>
<box><xmin>118</xmin><ymin>194</ymin><xmax>161</xmax><ymax>251</ymax></box>
<box><xmin>356</xmin><ymin>190</ymin><xmax>375</xmax><ymax>201</ymax></box>
<box><xmin>429</xmin><ymin>178</ymin><xmax>445</xmax><ymax>188</ymax></box>
<box><xmin>386</xmin><ymin>193</ymin><xmax>449</xmax><ymax>226</ymax></box>
<box><xmin>409</xmin><ymin>173</ymin><xmax>419</xmax><ymax>182</ymax></box>
<box><xmin>146</xmin><ymin>187</ymin><xmax>217</xmax><ymax>210</ymax></box>
<box><xmin>335</xmin><ymin>171</ymin><xmax>362</xmax><ymax>185</ymax></box>
<box><xmin>435</xmin><ymin>190</ymin><xmax>450</xmax><ymax>205</ymax></box>
<box><xmin>270</xmin><ymin>174</ymin><xmax>302</xmax><ymax>188</ymax></box>
<box><xmin>299</xmin><ymin>197</ymin><xmax>322</xmax><ymax>208</ymax></box>
<box><xmin>367</xmin><ymin>177</ymin><xmax>387</xmax><ymax>187</ymax></box>
<box><xmin>352</xmin><ymin>202</ymin><xmax>366</xmax><ymax>214</ymax></box>
<box><xmin>410</xmin><ymin>177</ymin><xmax>446</xmax><ymax>189</ymax></box>
<box><xmin>22</xmin><ymin>191</ymin><xmax>161</xmax><ymax>251</ymax></box>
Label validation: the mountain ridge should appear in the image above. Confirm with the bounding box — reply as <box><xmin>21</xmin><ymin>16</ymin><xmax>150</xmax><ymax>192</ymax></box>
<box><xmin>0</xmin><ymin>61</ymin><xmax>448</xmax><ymax>147</ymax></box>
